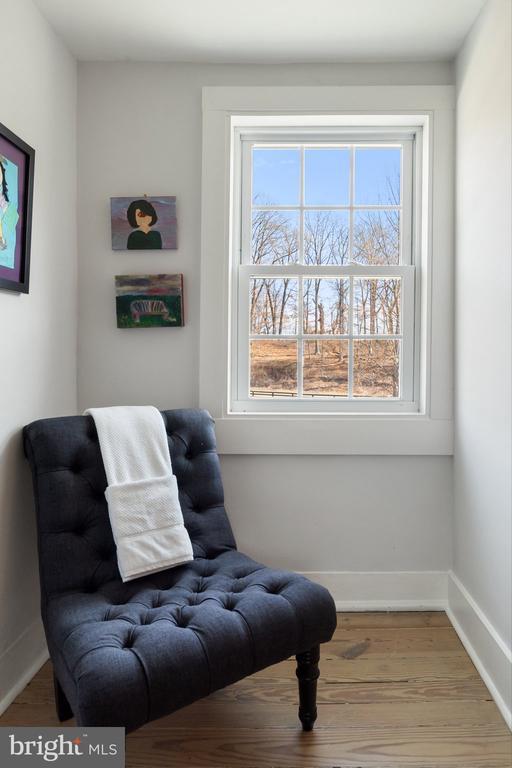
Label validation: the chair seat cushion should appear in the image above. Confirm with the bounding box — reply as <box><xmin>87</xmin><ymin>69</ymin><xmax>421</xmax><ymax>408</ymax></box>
<box><xmin>48</xmin><ymin>550</ymin><xmax>336</xmax><ymax>730</ymax></box>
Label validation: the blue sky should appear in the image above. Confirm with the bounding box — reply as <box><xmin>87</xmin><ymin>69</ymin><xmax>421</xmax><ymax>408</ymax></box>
<box><xmin>252</xmin><ymin>147</ymin><xmax>400</xmax><ymax>207</ymax></box>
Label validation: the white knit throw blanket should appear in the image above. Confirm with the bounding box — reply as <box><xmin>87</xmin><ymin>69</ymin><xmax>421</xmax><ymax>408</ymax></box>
<box><xmin>84</xmin><ymin>405</ymin><xmax>193</xmax><ymax>582</ymax></box>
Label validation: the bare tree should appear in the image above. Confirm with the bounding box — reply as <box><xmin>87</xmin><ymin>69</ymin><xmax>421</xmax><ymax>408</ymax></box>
<box><xmin>252</xmin><ymin>210</ymin><xmax>298</xmax><ymax>265</ymax></box>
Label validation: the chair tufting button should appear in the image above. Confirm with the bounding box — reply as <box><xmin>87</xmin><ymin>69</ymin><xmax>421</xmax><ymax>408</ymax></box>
<box><xmin>224</xmin><ymin>595</ymin><xmax>236</xmax><ymax>610</ymax></box>
<box><xmin>174</xmin><ymin>609</ymin><xmax>187</xmax><ymax>628</ymax></box>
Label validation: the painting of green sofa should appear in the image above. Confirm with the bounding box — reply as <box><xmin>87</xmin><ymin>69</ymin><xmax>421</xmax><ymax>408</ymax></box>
<box><xmin>115</xmin><ymin>274</ymin><xmax>184</xmax><ymax>328</ymax></box>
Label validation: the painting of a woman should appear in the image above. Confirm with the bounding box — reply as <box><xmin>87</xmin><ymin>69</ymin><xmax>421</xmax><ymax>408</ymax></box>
<box><xmin>110</xmin><ymin>196</ymin><xmax>177</xmax><ymax>251</ymax></box>
<box><xmin>0</xmin><ymin>155</ymin><xmax>19</xmax><ymax>259</ymax></box>
<box><xmin>0</xmin><ymin>121</ymin><xmax>34</xmax><ymax>293</ymax></box>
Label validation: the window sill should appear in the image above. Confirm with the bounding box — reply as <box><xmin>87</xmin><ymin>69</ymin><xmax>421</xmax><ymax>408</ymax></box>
<box><xmin>212</xmin><ymin>414</ymin><xmax>453</xmax><ymax>455</ymax></box>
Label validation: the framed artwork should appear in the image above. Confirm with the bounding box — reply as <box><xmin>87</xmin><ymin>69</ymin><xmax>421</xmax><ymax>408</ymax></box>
<box><xmin>0</xmin><ymin>122</ymin><xmax>35</xmax><ymax>293</ymax></box>
<box><xmin>111</xmin><ymin>195</ymin><xmax>177</xmax><ymax>250</ymax></box>
<box><xmin>115</xmin><ymin>273</ymin><xmax>184</xmax><ymax>328</ymax></box>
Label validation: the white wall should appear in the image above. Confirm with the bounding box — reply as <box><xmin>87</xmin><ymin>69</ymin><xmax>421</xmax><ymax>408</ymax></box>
<box><xmin>451</xmin><ymin>0</ymin><xmax>512</xmax><ymax>724</ymax></box>
<box><xmin>0</xmin><ymin>0</ymin><xmax>77</xmax><ymax>708</ymax></box>
<box><xmin>77</xmin><ymin>61</ymin><xmax>453</xmax><ymax>590</ymax></box>
<box><xmin>222</xmin><ymin>455</ymin><xmax>452</xmax><ymax>571</ymax></box>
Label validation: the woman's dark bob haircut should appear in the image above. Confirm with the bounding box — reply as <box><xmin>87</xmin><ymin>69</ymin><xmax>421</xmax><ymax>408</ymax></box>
<box><xmin>127</xmin><ymin>199</ymin><xmax>158</xmax><ymax>228</ymax></box>
<box><xmin>0</xmin><ymin>160</ymin><xmax>9</xmax><ymax>203</ymax></box>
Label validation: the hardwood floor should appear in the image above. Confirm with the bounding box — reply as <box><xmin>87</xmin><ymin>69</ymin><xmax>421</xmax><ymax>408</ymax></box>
<box><xmin>1</xmin><ymin>612</ymin><xmax>511</xmax><ymax>767</ymax></box>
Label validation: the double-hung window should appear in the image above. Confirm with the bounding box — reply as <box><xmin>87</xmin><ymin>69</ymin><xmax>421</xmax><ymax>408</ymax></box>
<box><xmin>231</xmin><ymin>129</ymin><xmax>419</xmax><ymax>413</ymax></box>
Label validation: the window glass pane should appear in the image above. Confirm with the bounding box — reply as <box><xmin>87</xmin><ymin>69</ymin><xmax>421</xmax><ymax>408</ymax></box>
<box><xmin>354</xmin><ymin>147</ymin><xmax>401</xmax><ymax>206</ymax></box>
<box><xmin>303</xmin><ymin>278</ymin><xmax>349</xmax><ymax>335</ymax></box>
<box><xmin>353</xmin><ymin>340</ymin><xmax>400</xmax><ymax>398</ymax></box>
<box><xmin>252</xmin><ymin>210</ymin><xmax>299</xmax><ymax>265</ymax></box>
<box><xmin>304</xmin><ymin>148</ymin><xmax>350</xmax><ymax>206</ymax></box>
<box><xmin>250</xmin><ymin>278</ymin><xmax>297</xmax><ymax>335</ymax></box>
<box><xmin>353</xmin><ymin>210</ymin><xmax>400</xmax><ymax>265</ymax></box>
<box><xmin>353</xmin><ymin>279</ymin><xmax>401</xmax><ymax>335</ymax></box>
<box><xmin>252</xmin><ymin>148</ymin><xmax>300</xmax><ymax>206</ymax></box>
<box><xmin>304</xmin><ymin>211</ymin><xmax>349</xmax><ymax>265</ymax></box>
<box><xmin>250</xmin><ymin>340</ymin><xmax>297</xmax><ymax>397</ymax></box>
<box><xmin>303</xmin><ymin>340</ymin><xmax>348</xmax><ymax>397</ymax></box>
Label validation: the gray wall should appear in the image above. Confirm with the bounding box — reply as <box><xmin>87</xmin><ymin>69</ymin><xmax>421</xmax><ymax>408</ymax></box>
<box><xmin>0</xmin><ymin>0</ymin><xmax>77</xmax><ymax>704</ymax></box>
<box><xmin>454</xmin><ymin>0</ymin><xmax>511</xmax><ymax>648</ymax></box>
<box><xmin>77</xmin><ymin>61</ymin><xmax>453</xmax><ymax>575</ymax></box>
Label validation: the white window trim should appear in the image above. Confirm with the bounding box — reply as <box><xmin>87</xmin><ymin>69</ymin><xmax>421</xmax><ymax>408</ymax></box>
<box><xmin>200</xmin><ymin>86</ymin><xmax>454</xmax><ymax>455</ymax></box>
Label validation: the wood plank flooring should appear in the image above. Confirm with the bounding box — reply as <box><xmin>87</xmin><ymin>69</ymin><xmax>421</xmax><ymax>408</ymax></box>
<box><xmin>1</xmin><ymin>612</ymin><xmax>510</xmax><ymax>767</ymax></box>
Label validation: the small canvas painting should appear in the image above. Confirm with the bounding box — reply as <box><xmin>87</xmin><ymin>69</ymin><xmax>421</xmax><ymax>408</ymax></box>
<box><xmin>115</xmin><ymin>274</ymin><xmax>184</xmax><ymax>328</ymax></box>
<box><xmin>111</xmin><ymin>196</ymin><xmax>177</xmax><ymax>250</ymax></box>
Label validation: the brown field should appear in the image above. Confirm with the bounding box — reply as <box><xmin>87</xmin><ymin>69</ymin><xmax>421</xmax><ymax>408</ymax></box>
<box><xmin>250</xmin><ymin>339</ymin><xmax>399</xmax><ymax>398</ymax></box>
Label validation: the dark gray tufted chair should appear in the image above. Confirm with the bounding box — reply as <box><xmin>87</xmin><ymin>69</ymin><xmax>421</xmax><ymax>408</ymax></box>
<box><xmin>23</xmin><ymin>409</ymin><xmax>337</xmax><ymax>732</ymax></box>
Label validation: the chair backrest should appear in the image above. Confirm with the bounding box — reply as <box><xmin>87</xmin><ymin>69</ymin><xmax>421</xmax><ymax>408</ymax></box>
<box><xmin>23</xmin><ymin>409</ymin><xmax>236</xmax><ymax>604</ymax></box>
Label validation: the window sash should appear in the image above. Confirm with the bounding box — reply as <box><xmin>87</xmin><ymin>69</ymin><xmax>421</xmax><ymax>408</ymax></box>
<box><xmin>241</xmin><ymin>136</ymin><xmax>413</xmax><ymax>267</ymax></box>
<box><xmin>236</xmin><ymin>264</ymin><xmax>415</xmax><ymax>411</ymax></box>
<box><xmin>231</xmin><ymin>131</ymin><xmax>418</xmax><ymax>414</ymax></box>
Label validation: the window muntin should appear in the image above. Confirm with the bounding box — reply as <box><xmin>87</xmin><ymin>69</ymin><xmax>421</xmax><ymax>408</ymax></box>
<box><xmin>233</xmin><ymin>134</ymin><xmax>417</xmax><ymax>413</ymax></box>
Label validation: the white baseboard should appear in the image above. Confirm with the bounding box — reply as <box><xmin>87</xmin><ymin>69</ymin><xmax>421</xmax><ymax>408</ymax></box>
<box><xmin>447</xmin><ymin>571</ymin><xmax>512</xmax><ymax>730</ymax></box>
<box><xmin>0</xmin><ymin>619</ymin><xmax>49</xmax><ymax>716</ymax></box>
<box><xmin>302</xmin><ymin>570</ymin><xmax>448</xmax><ymax>611</ymax></box>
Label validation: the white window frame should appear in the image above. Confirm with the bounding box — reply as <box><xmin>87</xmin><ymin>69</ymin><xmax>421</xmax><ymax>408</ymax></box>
<box><xmin>200</xmin><ymin>87</ymin><xmax>454</xmax><ymax>455</ymax></box>
<box><xmin>232</xmin><ymin>131</ymin><xmax>418</xmax><ymax>414</ymax></box>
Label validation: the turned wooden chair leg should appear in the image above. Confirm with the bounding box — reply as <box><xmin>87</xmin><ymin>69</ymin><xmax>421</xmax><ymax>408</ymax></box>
<box><xmin>295</xmin><ymin>645</ymin><xmax>320</xmax><ymax>731</ymax></box>
<box><xmin>53</xmin><ymin>671</ymin><xmax>73</xmax><ymax>722</ymax></box>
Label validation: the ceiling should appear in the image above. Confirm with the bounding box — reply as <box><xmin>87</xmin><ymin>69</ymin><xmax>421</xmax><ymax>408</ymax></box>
<box><xmin>34</xmin><ymin>0</ymin><xmax>486</xmax><ymax>64</ymax></box>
